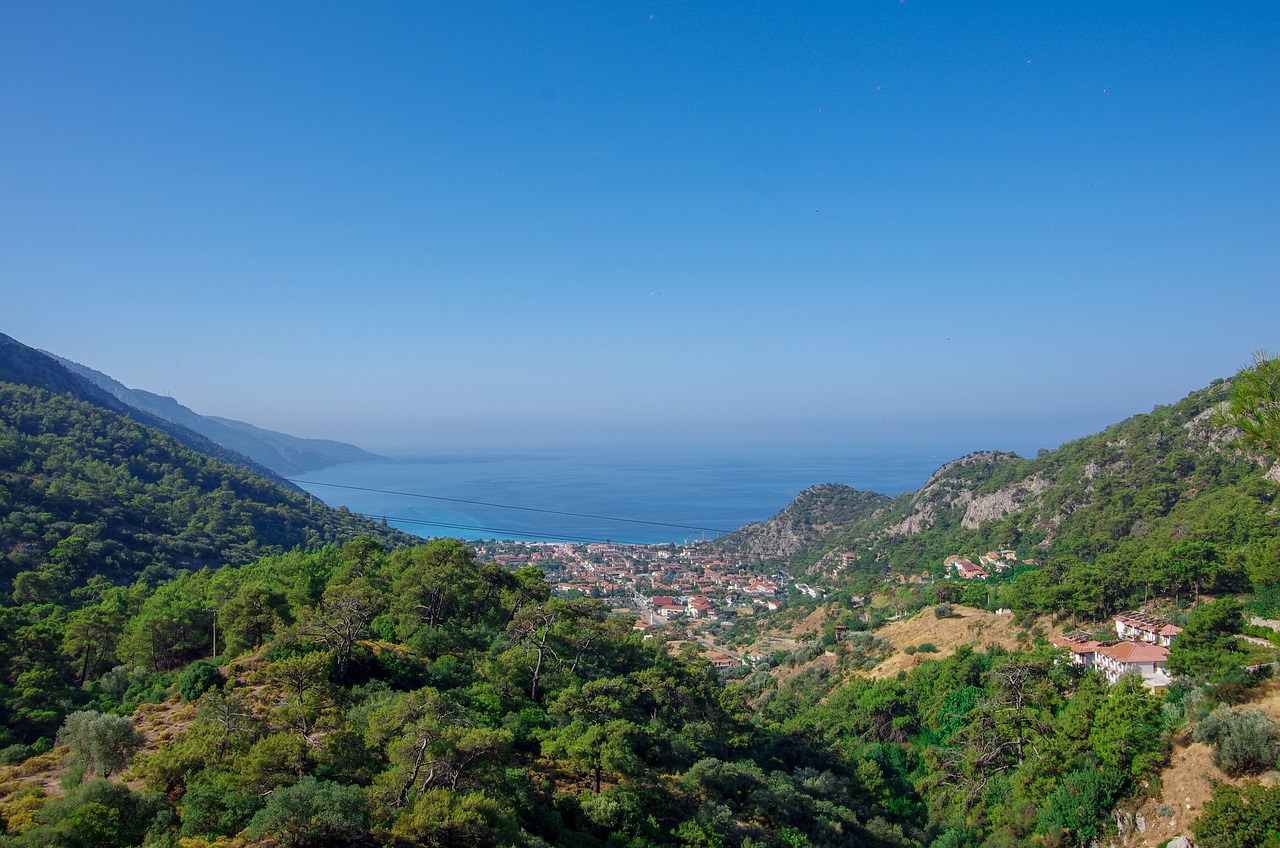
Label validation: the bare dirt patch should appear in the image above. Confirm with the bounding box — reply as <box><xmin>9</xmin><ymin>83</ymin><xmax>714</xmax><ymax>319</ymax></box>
<box><xmin>862</xmin><ymin>605</ymin><xmax>1061</xmax><ymax>679</ymax></box>
<box><xmin>1119</xmin><ymin>679</ymin><xmax>1280</xmax><ymax>847</ymax></box>
<box><xmin>0</xmin><ymin>695</ymin><xmax>201</xmax><ymax>815</ymax></box>
<box><xmin>789</xmin><ymin>606</ymin><xmax>832</xmax><ymax>638</ymax></box>
<box><xmin>1249</xmin><ymin>677</ymin><xmax>1280</xmax><ymax>721</ymax></box>
<box><xmin>751</xmin><ymin>634</ymin><xmax>803</xmax><ymax>656</ymax></box>
<box><xmin>0</xmin><ymin>749</ymin><xmax>68</xmax><ymax>813</ymax></box>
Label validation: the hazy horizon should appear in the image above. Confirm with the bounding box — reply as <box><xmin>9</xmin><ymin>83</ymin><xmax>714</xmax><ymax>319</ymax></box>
<box><xmin>4</xmin><ymin>3</ymin><xmax>1275</xmax><ymax>449</ymax></box>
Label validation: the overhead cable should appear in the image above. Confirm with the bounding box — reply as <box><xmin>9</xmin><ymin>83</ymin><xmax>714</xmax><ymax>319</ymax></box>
<box><xmin>294</xmin><ymin>479</ymin><xmax>734</xmax><ymax>535</ymax></box>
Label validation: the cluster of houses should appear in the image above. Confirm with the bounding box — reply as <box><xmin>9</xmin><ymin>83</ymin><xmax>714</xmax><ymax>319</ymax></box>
<box><xmin>649</xmin><ymin>580</ymin><xmax>785</xmax><ymax>619</ymax></box>
<box><xmin>473</xmin><ymin>540</ymin><xmax>796</xmax><ymax>633</ymax></box>
<box><xmin>1050</xmin><ymin>611</ymin><xmax>1183</xmax><ymax>689</ymax></box>
<box><xmin>476</xmin><ymin>541</ymin><xmax>779</xmax><ymax>608</ymax></box>
<box><xmin>650</xmin><ymin>595</ymin><xmax>719</xmax><ymax>618</ymax></box>
<box><xmin>943</xmin><ymin>551</ymin><xmax>1036</xmax><ymax>580</ymax></box>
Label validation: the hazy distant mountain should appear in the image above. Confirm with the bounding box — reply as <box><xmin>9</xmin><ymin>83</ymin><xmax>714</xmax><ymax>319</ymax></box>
<box><xmin>51</xmin><ymin>355</ymin><xmax>381</xmax><ymax>475</ymax></box>
<box><xmin>0</xmin><ymin>331</ymin><xmax>289</xmax><ymax>485</ymax></box>
<box><xmin>0</xmin><ymin>379</ymin><xmax>411</xmax><ymax>591</ymax></box>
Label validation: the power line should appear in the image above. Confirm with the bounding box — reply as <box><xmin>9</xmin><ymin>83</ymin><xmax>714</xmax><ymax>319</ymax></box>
<box><xmin>293</xmin><ymin>479</ymin><xmax>735</xmax><ymax>535</ymax></box>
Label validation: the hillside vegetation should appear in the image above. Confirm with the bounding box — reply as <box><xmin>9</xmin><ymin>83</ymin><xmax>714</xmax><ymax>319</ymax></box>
<box><xmin>0</xmin><ymin>333</ymin><xmax>290</xmax><ymax>485</ymax></box>
<box><xmin>0</xmin><ymin>381</ymin><xmax>409</xmax><ymax>592</ymax></box>
<box><xmin>722</xmin><ymin>378</ymin><xmax>1280</xmax><ymax>622</ymax></box>
<box><xmin>1</xmin><ymin>540</ymin><xmax>940</xmax><ymax>847</ymax></box>
<box><xmin>1</xmin><ymin>358</ymin><xmax>1279</xmax><ymax>848</ymax></box>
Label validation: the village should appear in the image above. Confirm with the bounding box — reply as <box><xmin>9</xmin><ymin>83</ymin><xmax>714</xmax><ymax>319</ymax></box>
<box><xmin>473</xmin><ymin>540</ymin><xmax>1257</xmax><ymax>691</ymax></box>
<box><xmin>472</xmin><ymin>539</ymin><xmax>793</xmax><ymax>619</ymax></box>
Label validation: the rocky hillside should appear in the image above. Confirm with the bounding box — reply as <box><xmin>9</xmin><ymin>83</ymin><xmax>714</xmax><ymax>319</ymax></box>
<box><xmin>718</xmin><ymin>484</ymin><xmax>890</xmax><ymax>560</ymax></box>
<box><xmin>717</xmin><ymin>377</ymin><xmax>1280</xmax><ymax>581</ymax></box>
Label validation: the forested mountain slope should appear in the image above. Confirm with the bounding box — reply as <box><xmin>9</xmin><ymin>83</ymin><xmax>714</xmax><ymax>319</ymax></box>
<box><xmin>52</xmin><ymin>355</ymin><xmax>381</xmax><ymax>475</ymax></box>
<box><xmin>0</xmin><ymin>333</ymin><xmax>288</xmax><ymax>485</ymax></box>
<box><xmin>0</xmin><ymin>540</ymin><xmax>936</xmax><ymax>848</ymax></box>
<box><xmin>722</xmin><ymin>379</ymin><xmax>1280</xmax><ymax>595</ymax></box>
<box><xmin>0</xmin><ymin>362</ymin><xmax>1277</xmax><ymax>848</ymax></box>
<box><xmin>0</xmin><ymin>381</ymin><xmax>409</xmax><ymax>592</ymax></box>
<box><xmin>718</xmin><ymin>484</ymin><xmax>892</xmax><ymax>561</ymax></box>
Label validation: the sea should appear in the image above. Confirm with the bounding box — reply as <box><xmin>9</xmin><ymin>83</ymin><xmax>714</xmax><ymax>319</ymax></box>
<box><xmin>290</xmin><ymin>444</ymin><xmax>968</xmax><ymax>546</ymax></box>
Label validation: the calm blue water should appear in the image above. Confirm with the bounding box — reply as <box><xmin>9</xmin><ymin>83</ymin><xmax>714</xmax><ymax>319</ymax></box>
<box><xmin>291</xmin><ymin>446</ymin><xmax>960</xmax><ymax>545</ymax></box>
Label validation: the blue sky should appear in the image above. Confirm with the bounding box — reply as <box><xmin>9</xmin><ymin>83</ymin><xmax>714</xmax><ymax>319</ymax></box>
<box><xmin>3</xmin><ymin>1</ymin><xmax>1277</xmax><ymax>455</ymax></box>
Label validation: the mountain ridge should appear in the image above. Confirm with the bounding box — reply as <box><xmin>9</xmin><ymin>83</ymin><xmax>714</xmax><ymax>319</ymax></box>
<box><xmin>1</xmin><ymin>332</ymin><xmax>290</xmax><ymax>486</ymax></box>
<box><xmin>717</xmin><ymin>377</ymin><xmax>1279</xmax><ymax>585</ymax></box>
<box><xmin>48</xmin><ymin>353</ymin><xmax>381</xmax><ymax>475</ymax></box>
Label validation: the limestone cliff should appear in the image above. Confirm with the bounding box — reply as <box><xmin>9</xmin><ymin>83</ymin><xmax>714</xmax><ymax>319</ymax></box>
<box><xmin>712</xmin><ymin>375</ymin><xmax>1272</xmax><ymax>581</ymax></box>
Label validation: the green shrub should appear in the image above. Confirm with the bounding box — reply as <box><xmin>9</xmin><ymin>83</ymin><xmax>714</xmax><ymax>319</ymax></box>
<box><xmin>98</xmin><ymin>665</ymin><xmax>148</xmax><ymax>700</ymax></box>
<box><xmin>243</xmin><ymin>776</ymin><xmax>366</xmax><ymax>847</ymax></box>
<box><xmin>1192</xmin><ymin>705</ymin><xmax>1280</xmax><ymax>775</ymax></box>
<box><xmin>177</xmin><ymin>660</ymin><xmax>223</xmax><ymax>702</ymax></box>
<box><xmin>0</xmin><ymin>743</ymin><xmax>33</xmax><ymax>765</ymax></box>
<box><xmin>1192</xmin><ymin>782</ymin><xmax>1280</xmax><ymax>848</ymax></box>
<box><xmin>180</xmin><ymin>770</ymin><xmax>264</xmax><ymax>839</ymax></box>
<box><xmin>57</xmin><ymin>710</ymin><xmax>144</xmax><ymax>778</ymax></box>
<box><xmin>11</xmin><ymin>779</ymin><xmax>163</xmax><ymax>848</ymax></box>
<box><xmin>1037</xmin><ymin>767</ymin><xmax>1125</xmax><ymax>847</ymax></box>
<box><xmin>392</xmin><ymin>787</ymin><xmax>517</xmax><ymax>846</ymax></box>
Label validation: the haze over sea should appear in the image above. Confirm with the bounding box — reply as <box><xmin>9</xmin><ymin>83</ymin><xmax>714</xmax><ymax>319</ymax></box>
<box><xmin>291</xmin><ymin>443</ymin><xmax>976</xmax><ymax>545</ymax></box>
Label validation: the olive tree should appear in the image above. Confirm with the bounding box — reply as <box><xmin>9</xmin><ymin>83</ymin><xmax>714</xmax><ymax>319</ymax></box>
<box><xmin>57</xmin><ymin>710</ymin><xmax>144</xmax><ymax>777</ymax></box>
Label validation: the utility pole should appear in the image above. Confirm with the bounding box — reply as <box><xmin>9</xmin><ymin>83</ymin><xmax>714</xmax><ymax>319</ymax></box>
<box><xmin>202</xmin><ymin>609</ymin><xmax>217</xmax><ymax>660</ymax></box>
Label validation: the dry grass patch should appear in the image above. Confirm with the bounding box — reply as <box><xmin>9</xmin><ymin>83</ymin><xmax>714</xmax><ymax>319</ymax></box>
<box><xmin>0</xmin><ymin>748</ymin><xmax>68</xmax><ymax>813</ymax></box>
<box><xmin>862</xmin><ymin>605</ymin><xmax>1061</xmax><ymax>679</ymax></box>
<box><xmin>789</xmin><ymin>605</ymin><xmax>832</xmax><ymax>639</ymax></box>
<box><xmin>133</xmin><ymin>696</ymin><xmax>198</xmax><ymax>755</ymax></box>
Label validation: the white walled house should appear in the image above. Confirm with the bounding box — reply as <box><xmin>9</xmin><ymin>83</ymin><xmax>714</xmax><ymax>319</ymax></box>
<box><xmin>1114</xmin><ymin>611</ymin><xmax>1182</xmax><ymax>647</ymax></box>
<box><xmin>1094</xmin><ymin>641</ymin><xmax>1172</xmax><ymax>689</ymax></box>
<box><xmin>1050</xmin><ymin>635</ymin><xmax>1102</xmax><ymax>667</ymax></box>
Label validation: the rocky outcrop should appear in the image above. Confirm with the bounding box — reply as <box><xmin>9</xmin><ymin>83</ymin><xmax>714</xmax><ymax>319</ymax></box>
<box><xmin>961</xmin><ymin>475</ymin><xmax>1050</xmax><ymax>530</ymax></box>
<box><xmin>882</xmin><ymin>452</ymin><xmax>1023</xmax><ymax>537</ymax></box>
<box><xmin>717</xmin><ymin>484</ymin><xmax>890</xmax><ymax>561</ymax></box>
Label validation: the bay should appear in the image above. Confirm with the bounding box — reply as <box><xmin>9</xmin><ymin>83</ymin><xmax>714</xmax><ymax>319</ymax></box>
<box><xmin>290</xmin><ymin>445</ymin><xmax>964</xmax><ymax>545</ymax></box>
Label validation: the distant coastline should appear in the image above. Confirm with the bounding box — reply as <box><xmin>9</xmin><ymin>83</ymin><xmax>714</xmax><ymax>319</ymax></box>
<box><xmin>292</xmin><ymin>444</ymin><xmax>967</xmax><ymax>544</ymax></box>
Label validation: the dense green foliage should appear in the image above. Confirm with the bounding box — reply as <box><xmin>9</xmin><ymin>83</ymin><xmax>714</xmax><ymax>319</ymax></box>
<box><xmin>0</xmin><ymin>538</ymin><xmax>1194</xmax><ymax>848</ymax></box>
<box><xmin>2</xmin><ymin>539</ymin><xmax>935</xmax><ymax>847</ymax></box>
<box><xmin>0</xmin><ymin>378</ymin><xmax>405</xmax><ymax>750</ymax></box>
<box><xmin>0</xmin><ymin>381</ymin><xmax>407</xmax><ymax>592</ymax></box>
<box><xmin>1167</xmin><ymin>598</ymin><xmax>1247</xmax><ymax>683</ymax></box>
<box><xmin>1217</xmin><ymin>352</ymin><xmax>1280</xmax><ymax>460</ymax></box>
<box><xmin>1192</xmin><ymin>783</ymin><xmax>1280</xmax><ymax>848</ymax></box>
<box><xmin>721</xmin><ymin>378</ymin><xmax>1280</xmax><ymax>627</ymax></box>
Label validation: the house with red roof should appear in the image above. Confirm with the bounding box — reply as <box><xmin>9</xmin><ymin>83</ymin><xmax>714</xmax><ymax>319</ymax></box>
<box><xmin>1095</xmin><ymin>641</ymin><xmax>1172</xmax><ymax>688</ymax></box>
<box><xmin>686</xmin><ymin>596</ymin><xmax>714</xmax><ymax>619</ymax></box>
<box><xmin>1114</xmin><ymin>611</ymin><xmax>1182</xmax><ymax>647</ymax></box>
<box><xmin>944</xmin><ymin>556</ymin><xmax>987</xmax><ymax>580</ymax></box>
<box><xmin>1050</xmin><ymin>634</ymin><xmax>1103</xmax><ymax>668</ymax></box>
